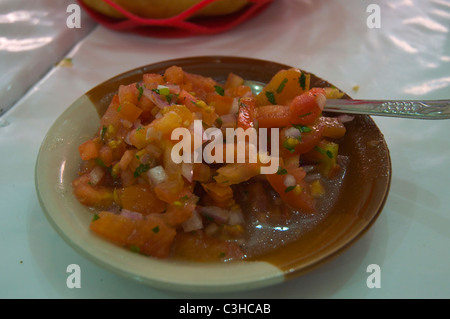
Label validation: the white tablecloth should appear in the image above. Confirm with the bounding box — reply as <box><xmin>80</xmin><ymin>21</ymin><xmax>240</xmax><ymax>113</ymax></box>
<box><xmin>1</xmin><ymin>0</ymin><xmax>449</xmax><ymax>298</ymax></box>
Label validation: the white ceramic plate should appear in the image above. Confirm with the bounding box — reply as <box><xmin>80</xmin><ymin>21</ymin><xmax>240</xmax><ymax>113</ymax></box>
<box><xmin>35</xmin><ymin>56</ymin><xmax>391</xmax><ymax>292</ymax></box>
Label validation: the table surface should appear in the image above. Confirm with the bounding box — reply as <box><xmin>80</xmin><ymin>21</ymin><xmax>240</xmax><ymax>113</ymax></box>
<box><xmin>1</xmin><ymin>0</ymin><xmax>449</xmax><ymax>299</ymax></box>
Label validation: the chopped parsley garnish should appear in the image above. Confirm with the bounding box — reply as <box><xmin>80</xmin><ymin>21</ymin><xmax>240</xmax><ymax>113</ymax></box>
<box><xmin>152</xmin><ymin>226</ymin><xmax>160</xmax><ymax>233</ymax></box>
<box><xmin>133</xmin><ymin>163</ymin><xmax>150</xmax><ymax>178</ymax></box>
<box><xmin>276</xmin><ymin>78</ymin><xmax>288</xmax><ymax>94</ymax></box>
<box><xmin>265</xmin><ymin>91</ymin><xmax>276</xmax><ymax>104</ymax></box>
<box><xmin>165</xmin><ymin>93</ymin><xmax>177</xmax><ymax>104</ymax></box>
<box><xmin>299</xmin><ymin>72</ymin><xmax>306</xmax><ymax>90</ymax></box>
<box><xmin>292</xmin><ymin>124</ymin><xmax>311</xmax><ymax>133</ymax></box>
<box><xmin>117</xmin><ymin>105</ymin><xmax>122</xmax><ymax>112</ymax></box>
<box><xmin>136</xmin><ymin>84</ymin><xmax>144</xmax><ymax>101</ymax></box>
<box><xmin>100</xmin><ymin>126</ymin><xmax>107</xmax><ymax>141</ymax></box>
<box><xmin>95</xmin><ymin>157</ymin><xmax>106</xmax><ymax>168</ymax></box>
<box><xmin>283</xmin><ymin>139</ymin><xmax>296</xmax><ymax>153</ymax></box>
<box><xmin>314</xmin><ymin>146</ymin><xmax>334</xmax><ymax>159</ymax></box>
<box><xmin>92</xmin><ymin>213</ymin><xmax>100</xmax><ymax>221</ymax></box>
<box><xmin>277</xmin><ymin>167</ymin><xmax>288</xmax><ymax>175</ymax></box>
<box><xmin>214</xmin><ymin>85</ymin><xmax>225</xmax><ymax>96</ymax></box>
<box><xmin>129</xmin><ymin>245</ymin><xmax>140</xmax><ymax>253</ymax></box>
<box><xmin>285</xmin><ymin>185</ymin><xmax>296</xmax><ymax>193</ymax></box>
<box><xmin>298</xmin><ymin>111</ymin><xmax>312</xmax><ymax>118</ymax></box>
<box><xmin>215</xmin><ymin>117</ymin><xmax>223</xmax><ymax>127</ymax></box>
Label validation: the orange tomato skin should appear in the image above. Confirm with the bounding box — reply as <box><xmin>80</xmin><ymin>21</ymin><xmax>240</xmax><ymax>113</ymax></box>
<box><xmin>255</xmin><ymin>104</ymin><xmax>291</xmax><ymax>128</ymax></box>
<box><xmin>90</xmin><ymin>211</ymin><xmax>176</xmax><ymax>258</ymax></box>
<box><xmin>118</xmin><ymin>184</ymin><xmax>166</xmax><ymax>215</ymax></box>
<box><xmin>237</xmin><ymin>97</ymin><xmax>256</xmax><ymax>130</ymax></box>
<box><xmin>289</xmin><ymin>88</ymin><xmax>326</xmax><ymax>126</ymax></box>
<box><xmin>78</xmin><ymin>139</ymin><xmax>100</xmax><ymax>161</ymax></box>
<box><xmin>265</xmin><ymin>165</ymin><xmax>315</xmax><ymax>213</ymax></box>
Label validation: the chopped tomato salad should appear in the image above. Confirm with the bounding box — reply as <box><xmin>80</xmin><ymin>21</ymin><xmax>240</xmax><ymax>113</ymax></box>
<box><xmin>72</xmin><ymin>66</ymin><xmax>349</xmax><ymax>261</ymax></box>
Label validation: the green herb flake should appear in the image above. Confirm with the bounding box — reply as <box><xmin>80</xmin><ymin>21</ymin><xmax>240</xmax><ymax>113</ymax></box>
<box><xmin>215</xmin><ymin>117</ymin><xmax>223</xmax><ymax>127</ymax></box>
<box><xmin>133</xmin><ymin>163</ymin><xmax>150</xmax><ymax>178</ymax></box>
<box><xmin>117</xmin><ymin>105</ymin><xmax>122</xmax><ymax>112</ymax></box>
<box><xmin>95</xmin><ymin>157</ymin><xmax>106</xmax><ymax>168</ymax></box>
<box><xmin>283</xmin><ymin>139</ymin><xmax>296</xmax><ymax>153</ymax></box>
<box><xmin>219</xmin><ymin>252</ymin><xmax>226</xmax><ymax>258</ymax></box>
<box><xmin>136</xmin><ymin>84</ymin><xmax>144</xmax><ymax>101</ymax></box>
<box><xmin>214</xmin><ymin>85</ymin><xmax>225</xmax><ymax>96</ymax></box>
<box><xmin>165</xmin><ymin>93</ymin><xmax>176</xmax><ymax>103</ymax></box>
<box><xmin>129</xmin><ymin>245</ymin><xmax>140</xmax><ymax>253</ymax></box>
<box><xmin>277</xmin><ymin>167</ymin><xmax>288</xmax><ymax>175</ymax></box>
<box><xmin>285</xmin><ymin>185</ymin><xmax>296</xmax><ymax>193</ymax></box>
<box><xmin>298</xmin><ymin>111</ymin><xmax>312</xmax><ymax>118</ymax></box>
<box><xmin>152</xmin><ymin>226</ymin><xmax>160</xmax><ymax>233</ymax></box>
<box><xmin>265</xmin><ymin>91</ymin><xmax>276</xmax><ymax>105</ymax></box>
<box><xmin>299</xmin><ymin>72</ymin><xmax>306</xmax><ymax>90</ymax></box>
<box><xmin>314</xmin><ymin>146</ymin><xmax>334</xmax><ymax>159</ymax></box>
<box><xmin>92</xmin><ymin>213</ymin><xmax>100</xmax><ymax>222</ymax></box>
<box><xmin>100</xmin><ymin>126</ymin><xmax>107</xmax><ymax>141</ymax></box>
<box><xmin>292</xmin><ymin>124</ymin><xmax>311</xmax><ymax>133</ymax></box>
<box><xmin>276</xmin><ymin>78</ymin><xmax>288</xmax><ymax>94</ymax></box>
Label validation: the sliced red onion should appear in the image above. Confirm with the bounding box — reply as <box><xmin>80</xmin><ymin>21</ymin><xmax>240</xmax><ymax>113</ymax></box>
<box><xmin>142</xmin><ymin>87</ymin><xmax>169</xmax><ymax>109</ymax></box>
<box><xmin>229</xmin><ymin>97</ymin><xmax>239</xmax><ymax>114</ymax></box>
<box><xmin>284</xmin><ymin>126</ymin><xmax>301</xmax><ymax>139</ymax></box>
<box><xmin>181</xmin><ymin>163</ymin><xmax>193</xmax><ymax>183</ymax></box>
<box><xmin>337</xmin><ymin>114</ymin><xmax>355</xmax><ymax>123</ymax></box>
<box><xmin>146</xmin><ymin>127</ymin><xmax>162</xmax><ymax>141</ymax></box>
<box><xmin>120</xmin><ymin>209</ymin><xmax>144</xmax><ymax>220</ymax></box>
<box><xmin>146</xmin><ymin>165</ymin><xmax>167</xmax><ymax>185</ymax></box>
<box><xmin>316</xmin><ymin>93</ymin><xmax>327</xmax><ymax>110</ymax></box>
<box><xmin>219</xmin><ymin>113</ymin><xmax>237</xmax><ymax>128</ymax></box>
<box><xmin>283</xmin><ymin>174</ymin><xmax>296</xmax><ymax>187</ymax></box>
<box><xmin>182</xmin><ymin>209</ymin><xmax>203</xmax><ymax>232</ymax></box>
<box><xmin>204</xmin><ymin>223</ymin><xmax>219</xmax><ymax>236</ymax></box>
<box><xmin>89</xmin><ymin>166</ymin><xmax>104</xmax><ymax>185</ymax></box>
<box><xmin>227</xmin><ymin>208</ymin><xmax>245</xmax><ymax>225</ymax></box>
<box><xmin>199</xmin><ymin>206</ymin><xmax>229</xmax><ymax>224</ymax></box>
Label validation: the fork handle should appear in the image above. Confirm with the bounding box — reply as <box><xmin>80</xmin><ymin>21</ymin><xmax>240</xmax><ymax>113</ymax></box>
<box><xmin>325</xmin><ymin>99</ymin><xmax>450</xmax><ymax>119</ymax></box>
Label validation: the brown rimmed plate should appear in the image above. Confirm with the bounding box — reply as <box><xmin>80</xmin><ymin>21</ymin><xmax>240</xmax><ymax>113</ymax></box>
<box><xmin>35</xmin><ymin>56</ymin><xmax>391</xmax><ymax>293</ymax></box>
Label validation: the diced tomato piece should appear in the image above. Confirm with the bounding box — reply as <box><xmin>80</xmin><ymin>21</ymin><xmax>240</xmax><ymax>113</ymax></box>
<box><xmin>170</xmin><ymin>231</ymin><xmax>245</xmax><ymax>262</ymax></box>
<box><xmin>142</xmin><ymin>73</ymin><xmax>164</xmax><ymax>87</ymax></box>
<box><xmin>153</xmin><ymin>176</ymin><xmax>185</xmax><ymax>203</ymax></box>
<box><xmin>201</xmin><ymin>183</ymin><xmax>234</xmax><ymax>205</ymax></box>
<box><xmin>224</xmin><ymin>73</ymin><xmax>244</xmax><ymax>89</ymax></box>
<box><xmin>101</xmin><ymin>95</ymin><xmax>121</xmax><ymax>128</ymax></box>
<box><xmin>207</xmin><ymin>94</ymin><xmax>234</xmax><ymax>116</ymax></box>
<box><xmin>99</xmin><ymin>145</ymin><xmax>113</xmax><ymax>167</ymax></box>
<box><xmin>255</xmin><ymin>104</ymin><xmax>291</xmax><ymax>128</ymax></box>
<box><xmin>78</xmin><ymin>139</ymin><xmax>100</xmax><ymax>161</ymax></box>
<box><xmin>237</xmin><ymin>97</ymin><xmax>256</xmax><ymax>130</ymax></box>
<box><xmin>90</xmin><ymin>211</ymin><xmax>176</xmax><ymax>258</ymax></box>
<box><xmin>317</xmin><ymin>116</ymin><xmax>346</xmax><ymax>139</ymax></box>
<box><xmin>213</xmin><ymin>163</ymin><xmax>260</xmax><ymax>186</ymax></box>
<box><xmin>72</xmin><ymin>174</ymin><xmax>113</xmax><ymax>208</ymax></box>
<box><xmin>118</xmin><ymin>83</ymin><xmax>139</xmax><ymax>106</ymax></box>
<box><xmin>162</xmin><ymin>190</ymin><xmax>198</xmax><ymax>227</ymax></box>
<box><xmin>117</xmin><ymin>101</ymin><xmax>142</xmax><ymax>123</ymax></box>
<box><xmin>289</xmin><ymin>88</ymin><xmax>326</xmax><ymax>126</ymax></box>
<box><xmin>280</xmin><ymin>121</ymin><xmax>325</xmax><ymax>156</ymax></box>
<box><xmin>164</xmin><ymin>65</ymin><xmax>185</xmax><ymax>86</ymax></box>
<box><xmin>118</xmin><ymin>184</ymin><xmax>166</xmax><ymax>215</ymax></box>
<box><xmin>265</xmin><ymin>162</ymin><xmax>315</xmax><ymax>213</ymax></box>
